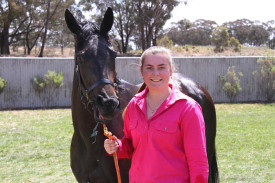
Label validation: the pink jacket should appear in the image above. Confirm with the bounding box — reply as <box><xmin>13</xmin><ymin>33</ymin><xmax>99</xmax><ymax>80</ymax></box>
<box><xmin>117</xmin><ymin>84</ymin><xmax>209</xmax><ymax>183</ymax></box>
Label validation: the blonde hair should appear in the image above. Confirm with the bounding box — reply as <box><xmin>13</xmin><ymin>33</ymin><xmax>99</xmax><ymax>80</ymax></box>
<box><xmin>140</xmin><ymin>46</ymin><xmax>174</xmax><ymax>72</ymax></box>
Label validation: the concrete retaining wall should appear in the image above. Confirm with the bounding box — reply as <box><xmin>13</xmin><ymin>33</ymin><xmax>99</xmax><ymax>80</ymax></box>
<box><xmin>0</xmin><ymin>56</ymin><xmax>272</xmax><ymax>109</ymax></box>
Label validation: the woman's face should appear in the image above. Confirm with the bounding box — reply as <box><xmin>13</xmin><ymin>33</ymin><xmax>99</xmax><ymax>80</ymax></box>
<box><xmin>141</xmin><ymin>53</ymin><xmax>172</xmax><ymax>91</ymax></box>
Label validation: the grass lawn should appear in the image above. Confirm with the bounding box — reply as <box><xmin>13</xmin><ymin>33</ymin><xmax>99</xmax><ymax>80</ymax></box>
<box><xmin>0</xmin><ymin>104</ymin><xmax>274</xmax><ymax>182</ymax></box>
<box><xmin>0</xmin><ymin>109</ymin><xmax>75</xmax><ymax>182</ymax></box>
<box><xmin>216</xmin><ymin>104</ymin><xmax>275</xmax><ymax>183</ymax></box>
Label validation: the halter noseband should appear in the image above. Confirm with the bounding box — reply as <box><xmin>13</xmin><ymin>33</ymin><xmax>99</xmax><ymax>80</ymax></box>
<box><xmin>75</xmin><ymin>62</ymin><xmax>118</xmax><ymax>124</ymax></box>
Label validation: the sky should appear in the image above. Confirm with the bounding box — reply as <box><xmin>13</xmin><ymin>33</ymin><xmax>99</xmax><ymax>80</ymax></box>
<box><xmin>165</xmin><ymin>0</ymin><xmax>275</xmax><ymax>27</ymax></box>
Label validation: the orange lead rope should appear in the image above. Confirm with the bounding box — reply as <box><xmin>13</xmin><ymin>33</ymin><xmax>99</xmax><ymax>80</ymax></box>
<box><xmin>103</xmin><ymin>124</ymin><xmax>122</xmax><ymax>183</ymax></box>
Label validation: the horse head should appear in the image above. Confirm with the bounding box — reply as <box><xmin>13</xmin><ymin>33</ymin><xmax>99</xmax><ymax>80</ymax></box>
<box><xmin>65</xmin><ymin>8</ymin><xmax>119</xmax><ymax>124</ymax></box>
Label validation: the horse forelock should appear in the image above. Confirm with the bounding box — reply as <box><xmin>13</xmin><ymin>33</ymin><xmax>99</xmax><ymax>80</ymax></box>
<box><xmin>79</xmin><ymin>21</ymin><xmax>100</xmax><ymax>39</ymax></box>
<box><xmin>76</xmin><ymin>21</ymin><xmax>112</xmax><ymax>54</ymax></box>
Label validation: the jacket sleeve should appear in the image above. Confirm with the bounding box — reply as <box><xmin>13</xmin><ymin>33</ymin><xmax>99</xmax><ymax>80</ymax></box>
<box><xmin>181</xmin><ymin>102</ymin><xmax>209</xmax><ymax>183</ymax></box>
<box><xmin>116</xmin><ymin>102</ymin><xmax>135</xmax><ymax>159</ymax></box>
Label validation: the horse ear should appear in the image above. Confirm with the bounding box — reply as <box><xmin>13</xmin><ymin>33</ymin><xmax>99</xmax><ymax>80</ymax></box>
<box><xmin>99</xmin><ymin>7</ymin><xmax>114</xmax><ymax>36</ymax></box>
<box><xmin>65</xmin><ymin>9</ymin><xmax>82</xmax><ymax>35</ymax></box>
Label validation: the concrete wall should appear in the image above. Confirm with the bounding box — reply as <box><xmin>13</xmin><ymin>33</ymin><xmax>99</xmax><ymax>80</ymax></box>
<box><xmin>0</xmin><ymin>56</ymin><xmax>271</xmax><ymax>109</ymax></box>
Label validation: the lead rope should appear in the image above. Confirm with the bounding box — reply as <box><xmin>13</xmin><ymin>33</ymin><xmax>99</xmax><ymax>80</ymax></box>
<box><xmin>103</xmin><ymin>124</ymin><xmax>122</xmax><ymax>183</ymax></box>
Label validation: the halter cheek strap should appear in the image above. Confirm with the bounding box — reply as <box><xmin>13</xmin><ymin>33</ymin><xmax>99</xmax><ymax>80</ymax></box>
<box><xmin>75</xmin><ymin>64</ymin><xmax>117</xmax><ymax>109</ymax></box>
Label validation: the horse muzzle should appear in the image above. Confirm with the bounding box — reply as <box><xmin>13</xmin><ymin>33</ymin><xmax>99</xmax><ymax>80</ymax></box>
<box><xmin>93</xmin><ymin>96</ymin><xmax>120</xmax><ymax>124</ymax></box>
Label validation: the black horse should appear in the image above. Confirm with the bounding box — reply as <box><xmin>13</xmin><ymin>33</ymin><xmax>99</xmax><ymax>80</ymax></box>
<box><xmin>65</xmin><ymin>7</ymin><xmax>218</xmax><ymax>183</ymax></box>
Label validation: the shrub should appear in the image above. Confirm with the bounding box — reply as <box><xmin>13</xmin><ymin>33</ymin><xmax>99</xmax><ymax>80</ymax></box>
<box><xmin>156</xmin><ymin>35</ymin><xmax>174</xmax><ymax>48</ymax></box>
<box><xmin>212</xmin><ymin>27</ymin><xmax>230</xmax><ymax>52</ymax></box>
<box><xmin>31</xmin><ymin>71</ymin><xmax>64</xmax><ymax>92</ymax></box>
<box><xmin>219</xmin><ymin>66</ymin><xmax>243</xmax><ymax>102</ymax></box>
<box><xmin>253</xmin><ymin>56</ymin><xmax>275</xmax><ymax>102</ymax></box>
<box><xmin>0</xmin><ymin>77</ymin><xmax>7</xmax><ymax>94</ymax></box>
<box><xmin>185</xmin><ymin>45</ymin><xmax>189</xmax><ymax>52</ymax></box>
<box><xmin>172</xmin><ymin>46</ymin><xmax>183</xmax><ymax>53</ymax></box>
<box><xmin>31</xmin><ymin>76</ymin><xmax>46</xmax><ymax>92</ymax></box>
<box><xmin>44</xmin><ymin>71</ymin><xmax>64</xmax><ymax>89</ymax></box>
<box><xmin>230</xmin><ymin>37</ymin><xmax>242</xmax><ymax>52</ymax></box>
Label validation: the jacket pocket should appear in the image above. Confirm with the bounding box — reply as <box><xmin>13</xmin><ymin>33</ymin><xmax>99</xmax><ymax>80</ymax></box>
<box><xmin>129</xmin><ymin>119</ymin><xmax>138</xmax><ymax>130</ymax></box>
<box><xmin>152</xmin><ymin>120</ymin><xmax>178</xmax><ymax>134</ymax></box>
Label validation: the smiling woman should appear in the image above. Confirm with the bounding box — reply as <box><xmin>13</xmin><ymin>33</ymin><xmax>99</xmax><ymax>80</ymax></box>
<box><xmin>104</xmin><ymin>46</ymin><xmax>213</xmax><ymax>183</ymax></box>
<box><xmin>139</xmin><ymin>47</ymin><xmax>173</xmax><ymax>119</ymax></box>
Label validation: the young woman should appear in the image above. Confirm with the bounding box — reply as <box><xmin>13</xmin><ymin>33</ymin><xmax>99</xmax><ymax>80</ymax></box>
<box><xmin>104</xmin><ymin>46</ymin><xmax>209</xmax><ymax>183</ymax></box>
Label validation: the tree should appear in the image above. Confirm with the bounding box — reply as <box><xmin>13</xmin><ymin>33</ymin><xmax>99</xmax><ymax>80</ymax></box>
<box><xmin>167</xmin><ymin>19</ymin><xmax>217</xmax><ymax>46</ymax></box>
<box><xmin>167</xmin><ymin>19</ymin><xmax>192</xmax><ymax>45</ymax></box>
<box><xmin>0</xmin><ymin>0</ymin><xmax>26</xmax><ymax>55</ymax></box>
<box><xmin>38</xmin><ymin>0</ymin><xmax>63</xmax><ymax>57</ymax></box>
<box><xmin>248</xmin><ymin>24</ymin><xmax>269</xmax><ymax>46</ymax></box>
<box><xmin>77</xmin><ymin>0</ymin><xmax>137</xmax><ymax>53</ymax></box>
<box><xmin>46</xmin><ymin>0</ymin><xmax>75</xmax><ymax>55</ymax></box>
<box><xmin>222</xmin><ymin>19</ymin><xmax>253</xmax><ymax>44</ymax></box>
<box><xmin>135</xmin><ymin>0</ymin><xmax>179</xmax><ymax>50</ymax></box>
<box><xmin>78</xmin><ymin>0</ymin><xmax>181</xmax><ymax>52</ymax></box>
<box><xmin>211</xmin><ymin>26</ymin><xmax>230</xmax><ymax>52</ymax></box>
<box><xmin>23</xmin><ymin>0</ymin><xmax>45</xmax><ymax>55</ymax></box>
<box><xmin>114</xmin><ymin>1</ymin><xmax>137</xmax><ymax>53</ymax></box>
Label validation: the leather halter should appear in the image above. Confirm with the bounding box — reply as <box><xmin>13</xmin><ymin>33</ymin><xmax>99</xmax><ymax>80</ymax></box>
<box><xmin>75</xmin><ymin>61</ymin><xmax>118</xmax><ymax>125</ymax></box>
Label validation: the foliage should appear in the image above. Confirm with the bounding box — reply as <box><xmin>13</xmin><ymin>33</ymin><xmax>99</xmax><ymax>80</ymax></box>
<box><xmin>0</xmin><ymin>76</ymin><xmax>7</xmax><ymax>94</ymax></box>
<box><xmin>0</xmin><ymin>0</ymin><xmax>26</xmax><ymax>54</ymax></box>
<box><xmin>78</xmin><ymin>0</ymin><xmax>179</xmax><ymax>52</ymax></box>
<box><xmin>212</xmin><ymin>27</ymin><xmax>230</xmax><ymax>52</ymax></box>
<box><xmin>2</xmin><ymin>1</ymin><xmax>275</xmax><ymax>55</ymax></box>
<box><xmin>31</xmin><ymin>71</ymin><xmax>64</xmax><ymax>92</ymax></box>
<box><xmin>269</xmin><ymin>37</ymin><xmax>275</xmax><ymax>49</ymax></box>
<box><xmin>44</xmin><ymin>71</ymin><xmax>64</xmax><ymax>89</ymax></box>
<box><xmin>222</xmin><ymin>19</ymin><xmax>270</xmax><ymax>46</ymax></box>
<box><xmin>167</xmin><ymin>19</ymin><xmax>217</xmax><ymax>46</ymax></box>
<box><xmin>230</xmin><ymin>37</ymin><xmax>241</xmax><ymax>52</ymax></box>
<box><xmin>156</xmin><ymin>35</ymin><xmax>174</xmax><ymax>48</ymax></box>
<box><xmin>253</xmin><ymin>56</ymin><xmax>275</xmax><ymax>102</ymax></box>
<box><xmin>0</xmin><ymin>0</ymin><xmax>76</xmax><ymax>56</ymax></box>
<box><xmin>31</xmin><ymin>76</ymin><xmax>46</xmax><ymax>92</ymax></box>
<box><xmin>219</xmin><ymin>66</ymin><xmax>243</xmax><ymax>102</ymax></box>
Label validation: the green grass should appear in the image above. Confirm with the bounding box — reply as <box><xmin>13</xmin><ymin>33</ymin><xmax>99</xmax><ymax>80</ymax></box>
<box><xmin>216</xmin><ymin>104</ymin><xmax>275</xmax><ymax>183</ymax></box>
<box><xmin>0</xmin><ymin>104</ymin><xmax>274</xmax><ymax>182</ymax></box>
<box><xmin>0</xmin><ymin>109</ymin><xmax>75</xmax><ymax>182</ymax></box>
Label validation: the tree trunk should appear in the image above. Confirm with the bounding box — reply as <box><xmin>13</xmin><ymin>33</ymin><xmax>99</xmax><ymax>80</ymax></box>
<box><xmin>0</xmin><ymin>19</ymin><xmax>11</xmax><ymax>55</ymax></box>
<box><xmin>0</xmin><ymin>32</ymin><xmax>1</xmax><ymax>51</ymax></box>
<box><xmin>39</xmin><ymin>0</ymin><xmax>51</xmax><ymax>57</ymax></box>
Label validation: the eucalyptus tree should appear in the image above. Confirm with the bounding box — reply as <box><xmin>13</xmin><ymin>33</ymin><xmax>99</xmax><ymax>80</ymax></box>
<box><xmin>248</xmin><ymin>24</ymin><xmax>269</xmax><ymax>46</ymax></box>
<box><xmin>77</xmin><ymin>0</ymin><xmax>137</xmax><ymax>53</ymax></box>
<box><xmin>134</xmin><ymin>0</ymin><xmax>179</xmax><ymax>50</ymax></box>
<box><xmin>0</xmin><ymin>0</ymin><xmax>26</xmax><ymax>54</ymax></box>
<box><xmin>167</xmin><ymin>18</ymin><xmax>217</xmax><ymax>46</ymax></box>
<box><xmin>222</xmin><ymin>19</ymin><xmax>253</xmax><ymax>44</ymax></box>
<box><xmin>38</xmin><ymin>0</ymin><xmax>63</xmax><ymax>57</ymax></box>
<box><xmin>47</xmin><ymin>0</ymin><xmax>76</xmax><ymax>55</ymax></box>
<box><xmin>78</xmin><ymin>0</ymin><xmax>183</xmax><ymax>52</ymax></box>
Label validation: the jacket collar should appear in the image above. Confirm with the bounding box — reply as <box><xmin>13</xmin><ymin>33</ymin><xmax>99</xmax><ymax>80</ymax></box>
<box><xmin>134</xmin><ymin>83</ymin><xmax>190</xmax><ymax>118</ymax></box>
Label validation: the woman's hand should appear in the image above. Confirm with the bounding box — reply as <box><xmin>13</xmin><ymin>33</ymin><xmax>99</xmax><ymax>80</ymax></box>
<box><xmin>104</xmin><ymin>139</ymin><xmax>119</xmax><ymax>154</ymax></box>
